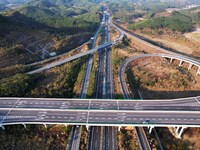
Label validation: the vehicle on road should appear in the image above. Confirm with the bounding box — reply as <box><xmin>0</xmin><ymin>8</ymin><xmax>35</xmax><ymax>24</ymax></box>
<box><xmin>143</xmin><ymin>120</ymin><xmax>150</xmax><ymax>124</ymax></box>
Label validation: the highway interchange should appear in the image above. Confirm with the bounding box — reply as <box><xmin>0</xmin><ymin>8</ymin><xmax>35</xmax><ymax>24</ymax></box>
<box><xmin>1</xmin><ymin>6</ymin><xmax>200</xmax><ymax>150</ymax></box>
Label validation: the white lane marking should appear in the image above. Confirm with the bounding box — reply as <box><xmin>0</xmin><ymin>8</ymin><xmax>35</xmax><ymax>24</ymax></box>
<box><xmin>0</xmin><ymin>116</ymin><xmax>22</xmax><ymax>119</ymax></box>
<box><xmin>0</xmin><ymin>99</ymin><xmax>21</xmax><ymax>123</ymax></box>
<box><xmin>86</xmin><ymin>100</ymin><xmax>91</xmax><ymax>124</ymax></box>
<box><xmin>117</xmin><ymin>101</ymin><xmax>119</xmax><ymax>110</ymax></box>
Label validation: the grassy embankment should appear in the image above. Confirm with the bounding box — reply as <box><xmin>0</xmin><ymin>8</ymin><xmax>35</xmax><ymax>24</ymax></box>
<box><xmin>86</xmin><ymin>29</ymin><xmax>102</xmax><ymax>98</ymax></box>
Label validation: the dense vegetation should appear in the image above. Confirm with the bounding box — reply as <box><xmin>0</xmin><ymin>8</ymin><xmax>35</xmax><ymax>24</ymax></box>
<box><xmin>11</xmin><ymin>3</ymin><xmax>100</xmax><ymax>34</ymax></box>
<box><xmin>109</xmin><ymin>2</ymin><xmax>141</xmax><ymax>23</ymax></box>
<box><xmin>109</xmin><ymin>0</ymin><xmax>181</xmax><ymax>23</ymax></box>
<box><xmin>0</xmin><ymin>56</ymin><xmax>86</xmax><ymax>97</ymax></box>
<box><xmin>30</xmin><ymin>57</ymin><xmax>87</xmax><ymax>98</ymax></box>
<box><xmin>180</xmin><ymin>6</ymin><xmax>200</xmax><ymax>24</ymax></box>
<box><xmin>0</xmin><ymin>125</ymin><xmax>72</xmax><ymax>150</ymax></box>
<box><xmin>0</xmin><ymin>73</ymin><xmax>42</xmax><ymax>97</ymax></box>
<box><xmin>129</xmin><ymin>12</ymin><xmax>193</xmax><ymax>32</ymax></box>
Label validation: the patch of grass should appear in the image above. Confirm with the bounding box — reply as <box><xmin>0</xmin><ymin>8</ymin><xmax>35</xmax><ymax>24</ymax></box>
<box><xmin>126</xmin><ymin>68</ymin><xmax>140</xmax><ymax>99</ymax></box>
<box><xmin>73</xmin><ymin>61</ymin><xmax>87</xmax><ymax>97</ymax></box>
<box><xmin>87</xmin><ymin>52</ymin><xmax>98</xmax><ymax>98</ymax></box>
<box><xmin>79</xmin><ymin>126</ymin><xmax>88</xmax><ymax>150</ymax></box>
<box><xmin>118</xmin><ymin>128</ymin><xmax>139</xmax><ymax>150</ymax></box>
<box><xmin>111</xmin><ymin>47</ymin><xmax>124</xmax><ymax>99</ymax></box>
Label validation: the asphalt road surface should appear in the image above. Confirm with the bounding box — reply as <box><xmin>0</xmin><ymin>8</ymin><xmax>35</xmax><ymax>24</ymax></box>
<box><xmin>1</xmin><ymin>98</ymin><xmax>200</xmax><ymax>111</ymax></box>
<box><xmin>1</xmin><ymin>108</ymin><xmax>200</xmax><ymax>126</ymax></box>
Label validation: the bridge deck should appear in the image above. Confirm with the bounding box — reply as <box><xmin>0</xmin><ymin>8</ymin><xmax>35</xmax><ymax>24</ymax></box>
<box><xmin>0</xmin><ymin>97</ymin><xmax>200</xmax><ymax>127</ymax></box>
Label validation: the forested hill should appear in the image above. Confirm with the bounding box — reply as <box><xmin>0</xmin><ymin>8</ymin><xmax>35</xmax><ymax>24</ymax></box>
<box><xmin>0</xmin><ymin>0</ymin><xmax>101</xmax><ymax>77</ymax></box>
<box><xmin>107</xmin><ymin>0</ymin><xmax>200</xmax><ymax>5</ymax></box>
<box><xmin>4</xmin><ymin>0</ymin><xmax>101</xmax><ymax>32</ymax></box>
<box><xmin>27</xmin><ymin>0</ymin><xmax>100</xmax><ymax>6</ymax></box>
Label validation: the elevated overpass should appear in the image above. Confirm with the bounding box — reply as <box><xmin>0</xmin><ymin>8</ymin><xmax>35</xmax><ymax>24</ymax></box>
<box><xmin>0</xmin><ymin>97</ymin><xmax>200</xmax><ymax>129</ymax></box>
<box><xmin>27</xmin><ymin>42</ymin><xmax>113</xmax><ymax>74</ymax></box>
<box><xmin>27</xmin><ymin>21</ymin><xmax>124</xmax><ymax>74</ymax></box>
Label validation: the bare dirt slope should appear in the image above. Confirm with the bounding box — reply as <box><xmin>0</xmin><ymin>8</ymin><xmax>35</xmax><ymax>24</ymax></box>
<box><xmin>184</xmin><ymin>27</ymin><xmax>200</xmax><ymax>43</ymax></box>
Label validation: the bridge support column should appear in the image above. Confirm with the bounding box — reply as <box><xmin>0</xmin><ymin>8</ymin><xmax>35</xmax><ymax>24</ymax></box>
<box><xmin>118</xmin><ymin>126</ymin><xmax>121</xmax><ymax>131</ymax></box>
<box><xmin>86</xmin><ymin>125</ymin><xmax>89</xmax><ymax>131</ymax></box>
<box><xmin>170</xmin><ymin>58</ymin><xmax>173</xmax><ymax>63</ymax></box>
<box><xmin>175</xmin><ymin>126</ymin><xmax>186</xmax><ymax>138</ymax></box>
<box><xmin>22</xmin><ymin>123</ymin><xmax>26</xmax><ymax>128</ymax></box>
<box><xmin>179</xmin><ymin>60</ymin><xmax>183</xmax><ymax>66</ymax></box>
<box><xmin>148</xmin><ymin>126</ymin><xmax>154</xmax><ymax>134</ymax></box>
<box><xmin>0</xmin><ymin>125</ymin><xmax>5</xmax><ymax>130</ymax></box>
<box><xmin>43</xmin><ymin>124</ymin><xmax>47</xmax><ymax>128</ymax></box>
<box><xmin>188</xmin><ymin>63</ymin><xmax>193</xmax><ymax>70</ymax></box>
<box><xmin>177</xmin><ymin>127</ymin><xmax>186</xmax><ymax>138</ymax></box>
<box><xmin>175</xmin><ymin>126</ymin><xmax>180</xmax><ymax>133</ymax></box>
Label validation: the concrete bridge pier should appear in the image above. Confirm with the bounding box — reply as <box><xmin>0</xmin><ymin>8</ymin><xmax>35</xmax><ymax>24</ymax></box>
<box><xmin>118</xmin><ymin>126</ymin><xmax>121</xmax><ymax>131</ymax></box>
<box><xmin>188</xmin><ymin>63</ymin><xmax>193</xmax><ymax>70</ymax></box>
<box><xmin>175</xmin><ymin>126</ymin><xmax>180</xmax><ymax>133</ymax></box>
<box><xmin>22</xmin><ymin>123</ymin><xmax>26</xmax><ymax>128</ymax></box>
<box><xmin>170</xmin><ymin>58</ymin><xmax>173</xmax><ymax>63</ymax></box>
<box><xmin>179</xmin><ymin>60</ymin><xmax>183</xmax><ymax>66</ymax></box>
<box><xmin>0</xmin><ymin>124</ymin><xmax>5</xmax><ymax>130</ymax></box>
<box><xmin>175</xmin><ymin>126</ymin><xmax>186</xmax><ymax>138</ymax></box>
<box><xmin>86</xmin><ymin>125</ymin><xmax>89</xmax><ymax>131</ymax></box>
<box><xmin>43</xmin><ymin>124</ymin><xmax>47</xmax><ymax>128</ymax></box>
<box><xmin>148</xmin><ymin>126</ymin><xmax>154</xmax><ymax>134</ymax></box>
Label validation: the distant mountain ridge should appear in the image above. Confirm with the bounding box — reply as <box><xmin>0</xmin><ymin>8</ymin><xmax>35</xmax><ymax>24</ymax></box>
<box><xmin>0</xmin><ymin>0</ymin><xmax>99</xmax><ymax>11</ymax></box>
<box><xmin>27</xmin><ymin>0</ymin><xmax>99</xmax><ymax>6</ymax></box>
<box><xmin>0</xmin><ymin>0</ymin><xmax>31</xmax><ymax>5</ymax></box>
